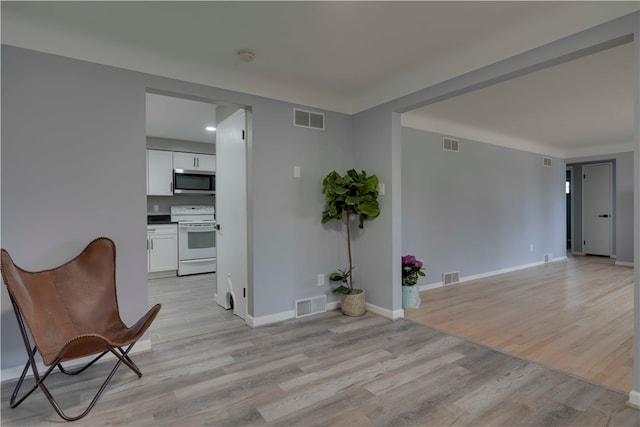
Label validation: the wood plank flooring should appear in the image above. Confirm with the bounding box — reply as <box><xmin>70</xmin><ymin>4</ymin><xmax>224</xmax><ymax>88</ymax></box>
<box><xmin>1</xmin><ymin>269</ymin><xmax>637</xmax><ymax>426</ymax></box>
<box><xmin>146</xmin><ymin>273</ymin><xmax>245</xmax><ymax>346</ymax></box>
<box><xmin>406</xmin><ymin>255</ymin><xmax>634</xmax><ymax>393</ymax></box>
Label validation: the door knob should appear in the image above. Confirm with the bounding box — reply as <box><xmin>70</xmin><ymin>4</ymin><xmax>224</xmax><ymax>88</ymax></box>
<box><xmin>598</xmin><ymin>214</ymin><xmax>610</xmax><ymax>218</ymax></box>
<box><xmin>215</xmin><ymin>224</ymin><xmax>221</xmax><ymax>230</ymax></box>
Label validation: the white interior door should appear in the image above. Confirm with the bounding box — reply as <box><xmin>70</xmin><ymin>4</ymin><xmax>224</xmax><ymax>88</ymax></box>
<box><xmin>215</xmin><ymin>109</ymin><xmax>247</xmax><ymax>320</ymax></box>
<box><xmin>582</xmin><ymin>163</ymin><xmax>612</xmax><ymax>256</ymax></box>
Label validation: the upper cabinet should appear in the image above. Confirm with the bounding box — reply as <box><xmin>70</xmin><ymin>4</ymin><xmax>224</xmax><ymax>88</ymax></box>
<box><xmin>147</xmin><ymin>150</ymin><xmax>173</xmax><ymax>196</ymax></box>
<box><xmin>173</xmin><ymin>152</ymin><xmax>215</xmax><ymax>172</ymax></box>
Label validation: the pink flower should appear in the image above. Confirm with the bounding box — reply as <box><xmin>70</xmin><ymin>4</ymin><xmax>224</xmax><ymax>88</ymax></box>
<box><xmin>402</xmin><ymin>255</ymin><xmax>416</xmax><ymax>265</ymax></box>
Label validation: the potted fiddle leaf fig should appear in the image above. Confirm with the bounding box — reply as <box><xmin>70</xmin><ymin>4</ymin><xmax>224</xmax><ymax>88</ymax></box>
<box><xmin>322</xmin><ymin>169</ymin><xmax>380</xmax><ymax>316</ymax></box>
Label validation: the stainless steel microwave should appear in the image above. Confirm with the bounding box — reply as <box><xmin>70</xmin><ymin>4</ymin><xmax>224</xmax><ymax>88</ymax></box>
<box><xmin>173</xmin><ymin>169</ymin><xmax>215</xmax><ymax>195</ymax></box>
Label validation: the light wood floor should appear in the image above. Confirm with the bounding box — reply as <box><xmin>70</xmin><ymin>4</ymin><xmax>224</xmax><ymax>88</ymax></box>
<box><xmin>2</xmin><ymin>270</ymin><xmax>638</xmax><ymax>425</ymax></box>
<box><xmin>147</xmin><ymin>273</ymin><xmax>245</xmax><ymax>346</ymax></box>
<box><xmin>406</xmin><ymin>255</ymin><xmax>634</xmax><ymax>393</ymax></box>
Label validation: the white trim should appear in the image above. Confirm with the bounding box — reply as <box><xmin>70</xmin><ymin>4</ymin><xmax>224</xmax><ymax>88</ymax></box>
<box><xmin>0</xmin><ymin>338</ymin><xmax>152</xmax><ymax>382</ymax></box>
<box><xmin>567</xmin><ymin>165</ymin><xmax>575</xmax><ymax>254</ymax></box>
<box><xmin>418</xmin><ymin>257</ymin><xmax>568</xmax><ymax>292</ymax></box>
<box><xmin>326</xmin><ymin>300</ymin><xmax>341</xmax><ymax>311</ymax></box>
<box><xmin>572</xmin><ymin>251</ymin><xmax>585</xmax><ymax>256</ymax></box>
<box><xmin>246</xmin><ymin>310</ymin><xmax>295</xmax><ymax>327</ymax></box>
<box><xmin>365</xmin><ymin>302</ymin><xmax>404</xmax><ymax>320</ymax></box>
<box><xmin>245</xmin><ymin>299</ymin><xmax>404</xmax><ymax>327</ymax></box>
<box><xmin>419</xmin><ymin>281</ymin><xmax>445</xmax><ymax>291</ymax></box>
<box><xmin>628</xmin><ymin>390</ymin><xmax>640</xmax><ymax>409</ymax></box>
<box><xmin>615</xmin><ymin>261</ymin><xmax>634</xmax><ymax>267</ymax></box>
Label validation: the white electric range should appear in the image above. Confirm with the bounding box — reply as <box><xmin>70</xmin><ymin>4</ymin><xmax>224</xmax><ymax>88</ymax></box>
<box><xmin>170</xmin><ymin>205</ymin><xmax>216</xmax><ymax>276</ymax></box>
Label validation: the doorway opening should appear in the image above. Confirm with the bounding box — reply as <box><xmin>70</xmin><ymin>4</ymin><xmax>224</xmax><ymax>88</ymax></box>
<box><xmin>144</xmin><ymin>90</ymin><xmax>249</xmax><ymax>346</ymax></box>
<box><xmin>566</xmin><ymin>167</ymin><xmax>573</xmax><ymax>254</ymax></box>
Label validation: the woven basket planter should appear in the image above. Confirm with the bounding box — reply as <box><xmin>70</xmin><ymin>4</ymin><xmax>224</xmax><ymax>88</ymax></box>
<box><xmin>340</xmin><ymin>289</ymin><xmax>366</xmax><ymax>317</ymax></box>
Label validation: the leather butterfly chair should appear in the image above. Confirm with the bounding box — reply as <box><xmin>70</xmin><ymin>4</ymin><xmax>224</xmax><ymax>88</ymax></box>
<box><xmin>0</xmin><ymin>237</ymin><xmax>161</xmax><ymax>421</ymax></box>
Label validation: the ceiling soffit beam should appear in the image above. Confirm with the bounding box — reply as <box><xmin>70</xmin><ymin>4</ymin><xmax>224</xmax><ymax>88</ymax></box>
<box><xmin>387</xmin><ymin>12</ymin><xmax>637</xmax><ymax>115</ymax></box>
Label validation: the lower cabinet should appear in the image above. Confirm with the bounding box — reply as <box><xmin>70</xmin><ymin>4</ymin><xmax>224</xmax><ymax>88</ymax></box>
<box><xmin>147</xmin><ymin>224</ymin><xmax>177</xmax><ymax>273</ymax></box>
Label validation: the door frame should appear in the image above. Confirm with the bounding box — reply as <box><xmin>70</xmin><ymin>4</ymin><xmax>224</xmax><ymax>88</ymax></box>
<box><xmin>566</xmin><ymin>166</ymin><xmax>574</xmax><ymax>254</ymax></box>
<box><xmin>581</xmin><ymin>162</ymin><xmax>613</xmax><ymax>257</ymax></box>
<box><xmin>144</xmin><ymin>89</ymin><xmax>252</xmax><ymax>327</ymax></box>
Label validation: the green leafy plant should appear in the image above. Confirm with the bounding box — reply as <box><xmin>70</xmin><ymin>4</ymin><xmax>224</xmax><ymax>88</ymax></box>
<box><xmin>322</xmin><ymin>169</ymin><xmax>380</xmax><ymax>293</ymax></box>
<box><xmin>328</xmin><ymin>268</ymin><xmax>351</xmax><ymax>295</ymax></box>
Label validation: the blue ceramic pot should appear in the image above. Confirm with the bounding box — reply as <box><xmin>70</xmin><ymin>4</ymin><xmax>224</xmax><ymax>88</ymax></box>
<box><xmin>402</xmin><ymin>284</ymin><xmax>421</xmax><ymax>309</ymax></box>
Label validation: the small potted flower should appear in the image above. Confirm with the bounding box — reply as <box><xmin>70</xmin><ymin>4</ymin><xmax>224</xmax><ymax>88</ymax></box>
<box><xmin>402</xmin><ymin>255</ymin><xmax>425</xmax><ymax>309</ymax></box>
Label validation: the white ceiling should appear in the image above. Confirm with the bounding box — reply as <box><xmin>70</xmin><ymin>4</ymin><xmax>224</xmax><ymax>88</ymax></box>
<box><xmin>403</xmin><ymin>42</ymin><xmax>635</xmax><ymax>158</ymax></box>
<box><xmin>146</xmin><ymin>94</ymin><xmax>218</xmax><ymax>144</ymax></box>
<box><xmin>2</xmin><ymin>1</ymin><xmax>638</xmax><ymax>157</ymax></box>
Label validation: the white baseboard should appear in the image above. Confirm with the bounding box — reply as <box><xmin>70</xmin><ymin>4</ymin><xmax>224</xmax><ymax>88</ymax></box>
<box><xmin>418</xmin><ymin>258</ymin><xmax>567</xmax><ymax>292</ymax></box>
<box><xmin>615</xmin><ymin>261</ymin><xmax>634</xmax><ymax>267</ymax></box>
<box><xmin>246</xmin><ymin>310</ymin><xmax>295</xmax><ymax>327</ymax></box>
<box><xmin>628</xmin><ymin>389</ymin><xmax>640</xmax><ymax>409</ymax></box>
<box><xmin>246</xmin><ymin>298</ymin><xmax>404</xmax><ymax>328</ymax></box>
<box><xmin>572</xmin><ymin>251</ymin><xmax>585</xmax><ymax>256</ymax></box>
<box><xmin>326</xmin><ymin>300</ymin><xmax>341</xmax><ymax>311</ymax></box>
<box><xmin>1</xmin><ymin>338</ymin><xmax>152</xmax><ymax>383</ymax></box>
<box><xmin>365</xmin><ymin>302</ymin><xmax>404</xmax><ymax>320</ymax></box>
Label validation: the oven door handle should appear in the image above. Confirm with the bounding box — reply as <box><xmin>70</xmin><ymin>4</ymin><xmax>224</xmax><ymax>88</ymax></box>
<box><xmin>179</xmin><ymin>225</ymin><xmax>216</xmax><ymax>232</ymax></box>
<box><xmin>179</xmin><ymin>258</ymin><xmax>216</xmax><ymax>264</ymax></box>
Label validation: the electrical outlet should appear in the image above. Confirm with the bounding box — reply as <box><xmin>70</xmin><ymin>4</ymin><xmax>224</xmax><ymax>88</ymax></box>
<box><xmin>153</xmin><ymin>204</ymin><xmax>159</xmax><ymax>212</ymax></box>
<box><xmin>530</xmin><ymin>244</ymin><xmax>534</xmax><ymax>252</ymax></box>
<box><xmin>317</xmin><ymin>274</ymin><xmax>325</xmax><ymax>286</ymax></box>
<box><xmin>379</xmin><ymin>183</ymin><xmax>385</xmax><ymax>195</ymax></box>
<box><xmin>294</xmin><ymin>166</ymin><xmax>301</xmax><ymax>178</ymax></box>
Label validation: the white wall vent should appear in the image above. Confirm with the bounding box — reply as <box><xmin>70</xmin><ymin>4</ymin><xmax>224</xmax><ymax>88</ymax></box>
<box><xmin>443</xmin><ymin>271</ymin><xmax>460</xmax><ymax>285</ymax></box>
<box><xmin>544</xmin><ymin>253</ymin><xmax>552</xmax><ymax>263</ymax></box>
<box><xmin>443</xmin><ymin>137</ymin><xmax>459</xmax><ymax>152</ymax></box>
<box><xmin>543</xmin><ymin>157</ymin><xmax>552</xmax><ymax>167</ymax></box>
<box><xmin>294</xmin><ymin>108</ymin><xmax>325</xmax><ymax>130</ymax></box>
<box><xmin>295</xmin><ymin>295</ymin><xmax>327</xmax><ymax>318</ymax></box>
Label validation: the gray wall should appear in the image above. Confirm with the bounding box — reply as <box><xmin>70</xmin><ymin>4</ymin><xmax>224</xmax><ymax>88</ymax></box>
<box><xmin>1</xmin><ymin>45</ymin><xmax>353</xmax><ymax>369</ymax></box>
<box><xmin>567</xmin><ymin>152</ymin><xmax>634</xmax><ymax>263</ymax></box>
<box><xmin>350</xmin><ymin>107</ymin><xmax>401</xmax><ymax>313</ymax></box>
<box><xmin>1</xmin><ymin>47</ymin><xmax>148</xmax><ymax>367</ymax></box>
<box><xmin>402</xmin><ymin>127</ymin><xmax>566</xmax><ymax>284</ymax></box>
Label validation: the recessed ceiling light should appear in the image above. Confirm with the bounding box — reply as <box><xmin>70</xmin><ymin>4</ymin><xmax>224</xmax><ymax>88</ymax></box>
<box><xmin>205</xmin><ymin>126</ymin><xmax>216</xmax><ymax>132</ymax></box>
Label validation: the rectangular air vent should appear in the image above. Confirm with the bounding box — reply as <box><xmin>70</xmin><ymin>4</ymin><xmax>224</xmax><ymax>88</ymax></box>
<box><xmin>543</xmin><ymin>157</ymin><xmax>552</xmax><ymax>167</ymax></box>
<box><xmin>294</xmin><ymin>108</ymin><xmax>325</xmax><ymax>130</ymax></box>
<box><xmin>443</xmin><ymin>271</ymin><xmax>460</xmax><ymax>285</ymax></box>
<box><xmin>295</xmin><ymin>295</ymin><xmax>327</xmax><ymax>318</ymax></box>
<box><xmin>544</xmin><ymin>253</ymin><xmax>552</xmax><ymax>263</ymax></box>
<box><xmin>443</xmin><ymin>137</ymin><xmax>459</xmax><ymax>152</ymax></box>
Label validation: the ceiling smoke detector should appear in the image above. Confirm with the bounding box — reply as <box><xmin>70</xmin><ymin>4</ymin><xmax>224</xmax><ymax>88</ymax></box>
<box><xmin>237</xmin><ymin>49</ymin><xmax>256</xmax><ymax>62</ymax></box>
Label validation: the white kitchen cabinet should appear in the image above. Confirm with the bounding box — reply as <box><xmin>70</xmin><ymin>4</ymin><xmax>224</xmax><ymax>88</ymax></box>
<box><xmin>147</xmin><ymin>224</ymin><xmax>177</xmax><ymax>273</ymax></box>
<box><xmin>173</xmin><ymin>152</ymin><xmax>215</xmax><ymax>172</ymax></box>
<box><xmin>147</xmin><ymin>150</ymin><xmax>173</xmax><ymax>195</ymax></box>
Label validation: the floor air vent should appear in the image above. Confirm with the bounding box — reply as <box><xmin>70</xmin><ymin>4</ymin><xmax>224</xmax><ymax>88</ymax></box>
<box><xmin>294</xmin><ymin>108</ymin><xmax>325</xmax><ymax>130</ymax></box>
<box><xmin>443</xmin><ymin>271</ymin><xmax>460</xmax><ymax>285</ymax></box>
<box><xmin>443</xmin><ymin>137</ymin><xmax>459</xmax><ymax>152</ymax></box>
<box><xmin>295</xmin><ymin>295</ymin><xmax>327</xmax><ymax>318</ymax></box>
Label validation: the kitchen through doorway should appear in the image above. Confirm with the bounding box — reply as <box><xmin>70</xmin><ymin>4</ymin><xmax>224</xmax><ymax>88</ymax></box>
<box><xmin>145</xmin><ymin>90</ymin><xmax>249</xmax><ymax>345</ymax></box>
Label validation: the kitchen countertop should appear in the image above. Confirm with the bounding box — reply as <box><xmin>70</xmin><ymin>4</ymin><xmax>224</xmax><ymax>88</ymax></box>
<box><xmin>147</xmin><ymin>213</ymin><xmax>176</xmax><ymax>225</ymax></box>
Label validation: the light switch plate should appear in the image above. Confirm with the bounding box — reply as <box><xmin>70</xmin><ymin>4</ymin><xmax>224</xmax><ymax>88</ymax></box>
<box><xmin>294</xmin><ymin>166</ymin><xmax>301</xmax><ymax>178</ymax></box>
<box><xmin>379</xmin><ymin>183</ymin><xmax>385</xmax><ymax>195</ymax></box>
